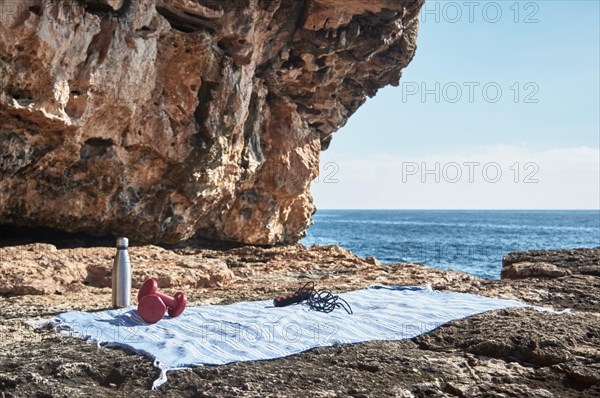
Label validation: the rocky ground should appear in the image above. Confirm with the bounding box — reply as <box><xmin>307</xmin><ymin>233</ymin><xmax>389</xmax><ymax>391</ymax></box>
<box><xmin>0</xmin><ymin>243</ymin><xmax>599</xmax><ymax>397</ymax></box>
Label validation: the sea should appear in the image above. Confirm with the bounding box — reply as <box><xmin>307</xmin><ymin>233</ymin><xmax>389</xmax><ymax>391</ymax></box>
<box><xmin>300</xmin><ymin>210</ymin><xmax>600</xmax><ymax>279</ymax></box>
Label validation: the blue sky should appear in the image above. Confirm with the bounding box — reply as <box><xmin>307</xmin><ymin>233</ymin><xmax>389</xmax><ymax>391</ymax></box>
<box><xmin>313</xmin><ymin>1</ymin><xmax>600</xmax><ymax>209</ymax></box>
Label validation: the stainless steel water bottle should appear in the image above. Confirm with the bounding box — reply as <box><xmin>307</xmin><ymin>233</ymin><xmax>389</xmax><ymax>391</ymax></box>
<box><xmin>112</xmin><ymin>237</ymin><xmax>131</xmax><ymax>308</ymax></box>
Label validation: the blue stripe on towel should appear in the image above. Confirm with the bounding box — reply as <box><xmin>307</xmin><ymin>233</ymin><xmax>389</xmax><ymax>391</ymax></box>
<box><xmin>49</xmin><ymin>286</ymin><xmax>529</xmax><ymax>388</ymax></box>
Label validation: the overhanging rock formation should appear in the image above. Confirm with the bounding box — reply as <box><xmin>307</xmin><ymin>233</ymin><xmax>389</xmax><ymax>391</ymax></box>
<box><xmin>0</xmin><ymin>0</ymin><xmax>424</xmax><ymax>244</ymax></box>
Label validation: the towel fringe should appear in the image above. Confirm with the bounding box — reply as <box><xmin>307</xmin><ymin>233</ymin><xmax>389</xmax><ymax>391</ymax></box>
<box><xmin>152</xmin><ymin>360</ymin><xmax>169</xmax><ymax>390</ymax></box>
<box><xmin>532</xmin><ymin>306</ymin><xmax>572</xmax><ymax>315</ymax></box>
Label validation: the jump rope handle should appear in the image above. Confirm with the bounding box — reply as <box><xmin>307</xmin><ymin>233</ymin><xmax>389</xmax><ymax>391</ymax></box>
<box><xmin>273</xmin><ymin>290</ymin><xmax>312</xmax><ymax>307</ymax></box>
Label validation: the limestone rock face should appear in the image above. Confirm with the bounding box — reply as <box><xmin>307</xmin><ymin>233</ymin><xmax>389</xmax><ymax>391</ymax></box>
<box><xmin>501</xmin><ymin>261</ymin><xmax>571</xmax><ymax>279</ymax></box>
<box><xmin>502</xmin><ymin>247</ymin><xmax>600</xmax><ymax>279</ymax></box>
<box><xmin>0</xmin><ymin>243</ymin><xmax>234</xmax><ymax>295</ymax></box>
<box><xmin>0</xmin><ymin>0</ymin><xmax>424</xmax><ymax>244</ymax></box>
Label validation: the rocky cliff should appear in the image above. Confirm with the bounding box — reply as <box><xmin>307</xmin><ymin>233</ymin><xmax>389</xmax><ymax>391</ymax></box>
<box><xmin>0</xmin><ymin>0</ymin><xmax>423</xmax><ymax>244</ymax></box>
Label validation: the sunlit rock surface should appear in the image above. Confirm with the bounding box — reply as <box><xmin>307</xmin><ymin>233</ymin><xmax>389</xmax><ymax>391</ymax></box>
<box><xmin>0</xmin><ymin>0</ymin><xmax>424</xmax><ymax>244</ymax></box>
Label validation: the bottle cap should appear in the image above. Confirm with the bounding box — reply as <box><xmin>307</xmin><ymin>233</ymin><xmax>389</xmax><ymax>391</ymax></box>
<box><xmin>117</xmin><ymin>237</ymin><xmax>129</xmax><ymax>249</ymax></box>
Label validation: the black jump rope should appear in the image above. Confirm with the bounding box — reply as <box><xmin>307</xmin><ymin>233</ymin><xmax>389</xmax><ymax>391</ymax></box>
<box><xmin>273</xmin><ymin>282</ymin><xmax>353</xmax><ymax>314</ymax></box>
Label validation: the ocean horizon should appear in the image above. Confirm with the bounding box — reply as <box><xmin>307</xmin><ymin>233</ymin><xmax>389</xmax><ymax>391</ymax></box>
<box><xmin>301</xmin><ymin>209</ymin><xmax>600</xmax><ymax>279</ymax></box>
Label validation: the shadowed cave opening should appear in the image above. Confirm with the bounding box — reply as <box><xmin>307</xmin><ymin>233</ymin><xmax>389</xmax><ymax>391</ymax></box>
<box><xmin>0</xmin><ymin>224</ymin><xmax>256</xmax><ymax>250</ymax></box>
<box><xmin>0</xmin><ymin>225</ymin><xmax>117</xmax><ymax>249</ymax></box>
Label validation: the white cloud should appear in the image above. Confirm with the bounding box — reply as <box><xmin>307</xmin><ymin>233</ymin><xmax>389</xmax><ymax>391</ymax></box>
<box><xmin>311</xmin><ymin>145</ymin><xmax>600</xmax><ymax>209</ymax></box>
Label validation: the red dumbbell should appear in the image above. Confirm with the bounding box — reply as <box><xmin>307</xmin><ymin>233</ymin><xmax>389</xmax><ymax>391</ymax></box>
<box><xmin>137</xmin><ymin>279</ymin><xmax>187</xmax><ymax>323</ymax></box>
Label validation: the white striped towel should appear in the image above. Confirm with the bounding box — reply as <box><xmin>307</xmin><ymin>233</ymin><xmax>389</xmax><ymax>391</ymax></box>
<box><xmin>40</xmin><ymin>285</ymin><xmax>541</xmax><ymax>389</ymax></box>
